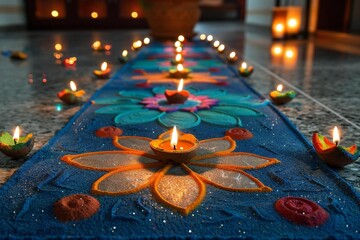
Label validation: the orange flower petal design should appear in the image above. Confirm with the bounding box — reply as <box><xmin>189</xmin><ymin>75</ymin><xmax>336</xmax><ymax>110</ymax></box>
<box><xmin>195</xmin><ymin>136</ymin><xmax>236</xmax><ymax>158</ymax></box>
<box><xmin>191</xmin><ymin>152</ymin><xmax>279</xmax><ymax>170</ymax></box>
<box><xmin>92</xmin><ymin>164</ymin><xmax>164</xmax><ymax>195</ymax></box>
<box><xmin>185</xmin><ymin>164</ymin><xmax>272</xmax><ymax>192</ymax></box>
<box><xmin>61</xmin><ymin>151</ymin><xmax>159</xmax><ymax>172</ymax></box>
<box><xmin>152</xmin><ymin>163</ymin><xmax>206</xmax><ymax>215</ymax></box>
<box><xmin>113</xmin><ymin>136</ymin><xmax>153</xmax><ymax>154</ymax></box>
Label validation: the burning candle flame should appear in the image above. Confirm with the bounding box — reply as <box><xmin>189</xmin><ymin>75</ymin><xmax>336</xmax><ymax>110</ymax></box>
<box><xmin>143</xmin><ymin>37</ymin><xmax>150</xmax><ymax>45</ymax></box>
<box><xmin>13</xmin><ymin>126</ymin><xmax>20</xmax><ymax>143</ymax></box>
<box><xmin>177</xmin><ymin>64</ymin><xmax>184</xmax><ymax>72</ymax></box>
<box><xmin>213</xmin><ymin>40</ymin><xmax>220</xmax><ymax>48</ymax></box>
<box><xmin>175</xmin><ymin>41</ymin><xmax>181</xmax><ymax>48</ymax></box>
<box><xmin>277</xmin><ymin>84</ymin><xmax>283</xmax><ymax>92</ymax></box>
<box><xmin>176</xmin><ymin>47</ymin><xmax>182</xmax><ymax>53</ymax></box>
<box><xmin>55</xmin><ymin>43</ymin><xmax>62</xmax><ymax>51</ymax></box>
<box><xmin>101</xmin><ymin>62</ymin><xmax>108</xmax><ymax>71</ymax></box>
<box><xmin>275</xmin><ymin>24</ymin><xmax>284</xmax><ymax>32</ymax></box>
<box><xmin>229</xmin><ymin>51</ymin><xmax>236</xmax><ymax>58</ymax></box>
<box><xmin>177</xmin><ymin>79</ymin><xmax>184</xmax><ymax>92</ymax></box>
<box><xmin>122</xmin><ymin>50</ymin><xmax>128</xmax><ymax>57</ymax></box>
<box><xmin>288</xmin><ymin>19</ymin><xmax>297</xmax><ymax>27</ymax></box>
<box><xmin>241</xmin><ymin>62</ymin><xmax>247</xmax><ymax>69</ymax></box>
<box><xmin>171</xmin><ymin>126</ymin><xmax>178</xmax><ymax>150</ymax></box>
<box><xmin>199</xmin><ymin>34</ymin><xmax>206</xmax><ymax>40</ymax></box>
<box><xmin>92</xmin><ymin>41</ymin><xmax>101</xmax><ymax>49</ymax></box>
<box><xmin>333</xmin><ymin>126</ymin><xmax>340</xmax><ymax>146</ymax></box>
<box><xmin>178</xmin><ymin>35</ymin><xmax>185</xmax><ymax>42</ymax></box>
<box><xmin>207</xmin><ymin>35</ymin><xmax>213</xmax><ymax>42</ymax></box>
<box><xmin>70</xmin><ymin>81</ymin><xmax>77</xmax><ymax>91</ymax></box>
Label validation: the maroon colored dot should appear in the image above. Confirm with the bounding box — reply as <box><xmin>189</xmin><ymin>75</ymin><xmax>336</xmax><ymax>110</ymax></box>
<box><xmin>95</xmin><ymin>126</ymin><xmax>123</xmax><ymax>138</ymax></box>
<box><xmin>225</xmin><ymin>128</ymin><xmax>253</xmax><ymax>140</ymax></box>
<box><xmin>275</xmin><ymin>197</ymin><xmax>329</xmax><ymax>226</ymax></box>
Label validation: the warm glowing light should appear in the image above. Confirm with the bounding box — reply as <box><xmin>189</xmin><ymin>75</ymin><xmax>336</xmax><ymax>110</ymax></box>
<box><xmin>51</xmin><ymin>10</ymin><xmax>59</xmax><ymax>18</ymax></box>
<box><xmin>55</xmin><ymin>43</ymin><xmax>62</xmax><ymax>51</ymax></box>
<box><xmin>178</xmin><ymin>35</ymin><xmax>185</xmax><ymax>42</ymax></box>
<box><xmin>218</xmin><ymin>44</ymin><xmax>225</xmax><ymax>52</ymax></box>
<box><xmin>68</xmin><ymin>57</ymin><xmax>77</xmax><ymax>64</ymax></box>
<box><xmin>133</xmin><ymin>40</ymin><xmax>142</xmax><ymax>49</ymax></box>
<box><xmin>175</xmin><ymin>53</ymin><xmax>182</xmax><ymax>62</ymax></box>
<box><xmin>143</xmin><ymin>37</ymin><xmax>150</xmax><ymax>45</ymax></box>
<box><xmin>70</xmin><ymin>81</ymin><xmax>77</xmax><ymax>91</ymax></box>
<box><xmin>104</xmin><ymin>44</ymin><xmax>111</xmax><ymax>51</ymax></box>
<box><xmin>199</xmin><ymin>34</ymin><xmax>206</xmax><ymax>40</ymax></box>
<box><xmin>241</xmin><ymin>62</ymin><xmax>247</xmax><ymax>69</ymax></box>
<box><xmin>285</xmin><ymin>49</ymin><xmax>294</xmax><ymax>58</ymax></box>
<box><xmin>229</xmin><ymin>51</ymin><xmax>236</xmax><ymax>58</ymax></box>
<box><xmin>122</xmin><ymin>50</ymin><xmax>128</xmax><ymax>57</ymax></box>
<box><xmin>275</xmin><ymin>23</ymin><xmax>284</xmax><ymax>32</ymax></box>
<box><xmin>101</xmin><ymin>62</ymin><xmax>108</xmax><ymax>71</ymax></box>
<box><xmin>91</xmin><ymin>12</ymin><xmax>98</xmax><ymax>19</ymax></box>
<box><xmin>276</xmin><ymin>84</ymin><xmax>283</xmax><ymax>92</ymax></box>
<box><xmin>53</xmin><ymin>53</ymin><xmax>63</xmax><ymax>59</ymax></box>
<box><xmin>131</xmin><ymin>11</ymin><xmax>138</xmax><ymax>18</ymax></box>
<box><xmin>213</xmin><ymin>40</ymin><xmax>220</xmax><ymax>48</ymax></box>
<box><xmin>177</xmin><ymin>64</ymin><xmax>184</xmax><ymax>72</ymax></box>
<box><xmin>170</xmin><ymin>126</ymin><xmax>178</xmax><ymax>149</ymax></box>
<box><xmin>92</xmin><ymin>41</ymin><xmax>101</xmax><ymax>49</ymax></box>
<box><xmin>174</xmin><ymin>41</ymin><xmax>181</xmax><ymax>48</ymax></box>
<box><xmin>207</xmin><ymin>35</ymin><xmax>213</xmax><ymax>42</ymax></box>
<box><xmin>13</xmin><ymin>126</ymin><xmax>20</xmax><ymax>143</ymax></box>
<box><xmin>177</xmin><ymin>79</ymin><xmax>184</xmax><ymax>92</ymax></box>
<box><xmin>176</xmin><ymin>47</ymin><xmax>182</xmax><ymax>53</ymax></box>
<box><xmin>272</xmin><ymin>46</ymin><xmax>283</xmax><ymax>56</ymax></box>
<box><xmin>333</xmin><ymin>126</ymin><xmax>340</xmax><ymax>146</ymax></box>
<box><xmin>288</xmin><ymin>18</ymin><xmax>297</xmax><ymax>27</ymax></box>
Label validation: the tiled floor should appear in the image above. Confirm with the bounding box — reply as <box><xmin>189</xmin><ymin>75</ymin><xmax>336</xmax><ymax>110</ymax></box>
<box><xmin>0</xmin><ymin>22</ymin><xmax>359</xmax><ymax>190</ymax></box>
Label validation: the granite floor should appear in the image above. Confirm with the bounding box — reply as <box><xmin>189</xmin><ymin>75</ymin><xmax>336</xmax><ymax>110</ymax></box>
<box><xmin>0</xmin><ymin>22</ymin><xmax>359</xmax><ymax>191</ymax></box>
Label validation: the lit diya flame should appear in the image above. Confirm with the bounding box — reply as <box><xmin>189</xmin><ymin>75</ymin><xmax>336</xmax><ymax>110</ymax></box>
<box><xmin>175</xmin><ymin>46</ymin><xmax>182</xmax><ymax>53</ymax></box>
<box><xmin>132</xmin><ymin>40</ymin><xmax>142</xmax><ymax>51</ymax></box>
<box><xmin>177</xmin><ymin>64</ymin><xmax>184</xmax><ymax>72</ymax></box>
<box><xmin>165</xmin><ymin>79</ymin><xmax>190</xmax><ymax>104</ymax></box>
<box><xmin>333</xmin><ymin>126</ymin><xmax>340</xmax><ymax>146</ymax></box>
<box><xmin>93</xmin><ymin>62</ymin><xmax>111</xmax><ymax>78</ymax></box>
<box><xmin>238</xmin><ymin>61</ymin><xmax>254</xmax><ymax>77</ymax></box>
<box><xmin>55</xmin><ymin>43</ymin><xmax>62</xmax><ymax>51</ymax></box>
<box><xmin>199</xmin><ymin>34</ymin><xmax>206</xmax><ymax>40</ymax></box>
<box><xmin>63</xmin><ymin>57</ymin><xmax>77</xmax><ymax>67</ymax></box>
<box><xmin>57</xmin><ymin>81</ymin><xmax>86</xmax><ymax>104</ymax></box>
<box><xmin>13</xmin><ymin>126</ymin><xmax>20</xmax><ymax>144</ymax></box>
<box><xmin>122</xmin><ymin>50</ymin><xmax>128</xmax><ymax>57</ymax></box>
<box><xmin>176</xmin><ymin>53</ymin><xmax>182</xmax><ymax>62</ymax></box>
<box><xmin>269</xmin><ymin>84</ymin><xmax>296</xmax><ymax>105</ymax></box>
<box><xmin>119</xmin><ymin>50</ymin><xmax>129</xmax><ymax>63</ymax></box>
<box><xmin>174</xmin><ymin>41</ymin><xmax>182</xmax><ymax>48</ymax></box>
<box><xmin>213</xmin><ymin>40</ymin><xmax>220</xmax><ymax>48</ymax></box>
<box><xmin>171</xmin><ymin>126</ymin><xmax>178</xmax><ymax>150</ymax></box>
<box><xmin>207</xmin><ymin>35</ymin><xmax>213</xmax><ymax>42</ymax></box>
<box><xmin>0</xmin><ymin>126</ymin><xmax>34</xmax><ymax>158</ymax></box>
<box><xmin>178</xmin><ymin>35</ymin><xmax>185</xmax><ymax>42</ymax></box>
<box><xmin>149</xmin><ymin>126</ymin><xmax>199</xmax><ymax>163</ymax></box>
<box><xmin>143</xmin><ymin>37</ymin><xmax>150</xmax><ymax>45</ymax></box>
<box><xmin>227</xmin><ymin>51</ymin><xmax>238</xmax><ymax>63</ymax></box>
<box><xmin>217</xmin><ymin>44</ymin><xmax>225</xmax><ymax>53</ymax></box>
<box><xmin>312</xmin><ymin>126</ymin><xmax>359</xmax><ymax>168</ymax></box>
<box><xmin>92</xmin><ymin>41</ymin><xmax>101</xmax><ymax>50</ymax></box>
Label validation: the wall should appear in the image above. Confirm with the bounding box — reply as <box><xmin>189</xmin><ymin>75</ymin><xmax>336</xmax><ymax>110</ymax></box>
<box><xmin>245</xmin><ymin>0</ymin><xmax>275</xmax><ymax>27</ymax></box>
<box><xmin>0</xmin><ymin>0</ymin><xmax>25</xmax><ymax>27</ymax></box>
<box><xmin>350</xmin><ymin>0</ymin><xmax>360</xmax><ymax>33</ymax></box>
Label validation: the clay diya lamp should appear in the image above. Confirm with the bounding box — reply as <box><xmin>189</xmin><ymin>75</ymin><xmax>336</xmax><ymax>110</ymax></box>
<box><xmin>0</xmin><ymin>126</ymin><xmax>34</xmax><ymax>159</ymax></box>
<box><xmin>57</xmin><ymin>81</ymin><xmax>85</xmax><ymax>105</ymax></box>
<box><xmin>91</xmin><ymin>41</ymin><xmax>111</xmax><ymax>51</ymax></box>
<box><xmin>168</xmin><ymin>64</ymin><xmax>191</xmax><ymax>79</ymax></box>
<box><xmin>165</xmin><ymin>79</ymin><xmax>189</xmax><ymax>104</ymax></box>
<box><xmin>10</xmin><ymin>51</ymin><xmax>27</xmax><ymax>60</ymax></box>
<box><xmin>170</xmin><ymin>53</ymin><xmax>184</xmax><ymax>65</ymax></box>
<box><xmin>63</xmin><ymin>57</ymin><xmax>77</xmax><ymax>68</ymax></box>
<box><xmin>150</xmin><ymin>126</ymin><xmax>199</xmax><ymax>163</ymax></box>
<box><xmin>227</xmin><ymin>51</ymin><xmax>238</xmax><ymax>64</ymax></box>
<box><xmin>118</xmin><ymin>50</ymin><xmax>129</xmax><ymax>64</ymax></box>
<box><xmin>269</xmin><ymin>84</ymin><xmax>296</xmax><ymax>105</ymax></box>
<box><xmin>312</xmin><ymin>126</ymin><xmax>359</xmax><ymax>168</ymax></box>
<box><xmin>143</xmin><ymin>37</ymin><xmax>151</xmax><ymax>45</ymax></box>
<box><xmin>217</xmin><ymin>44</ymin><xmax>225</xmax><ymax>54</ymax></box>
<box><xmin>238</xmin><ymin>62</ymin><xmax>254</xmax><ymax>77</ymax></box>
<box><xmin>93</xmin><ymin>62</ymin><xmax>111</xmax><ymax>79</ymax></box>
<box><xmin>131</xmin><ymin>40</ymin><xmax>142</xmax><ymax>51</ymax></box>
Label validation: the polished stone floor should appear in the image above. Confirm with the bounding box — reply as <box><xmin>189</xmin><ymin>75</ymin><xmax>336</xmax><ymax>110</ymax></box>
<box><xmin>0</xmin><ymin>22</ymin><xmax>359</xmax><ymax>191</ymax></box>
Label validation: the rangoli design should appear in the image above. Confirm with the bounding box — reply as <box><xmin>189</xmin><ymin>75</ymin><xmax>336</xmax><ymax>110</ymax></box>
<box><xmin>62</xmin><ymin>130</ymin><xmax>280</xmax><ymax>215</ymax></box>
<box><xmin>93</xmin><ymin>87</ymin><xmax>268</xmax><ymax>129</ymax></box>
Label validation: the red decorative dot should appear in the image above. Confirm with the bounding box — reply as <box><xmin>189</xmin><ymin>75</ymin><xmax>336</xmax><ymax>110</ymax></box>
<box><xmin>133</xmin><ymin>69</ymin><xmax>146</xmax><ymax>75</ymax></box>
<box><xmin>209</xmin><ymin>67</ymin><xmax>220</xmax><ymax>72</ymax></box>
<box><xmin>214</xmin><ymin>81</ymin><xmax>228</xmax><ymax>86</ymax></box>
<box><xmin>95</xmin><ymin>126</ymin><xmax>123</xmax><ymax>138</ymax></box>
<box><xmin>136</xmin><ymin>82</ymin><xmax>152</xmax><ymax>88</ymax></box>
<box><xmin>275</xmin><ymin>197</ymin><xmax>329</xmax><ymax>226</ymax></box>
<box><xmin>225</xmin><ymin>128</ymin><xmax>253</xmax><ymax>140</ymax></box>
<box><xmin>54</xmin><ymin>194</ymin><xmax>100</xmax><ymax>222</ymax></box>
